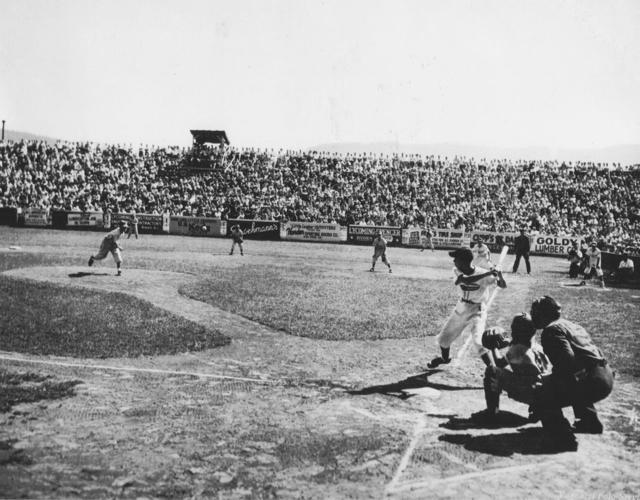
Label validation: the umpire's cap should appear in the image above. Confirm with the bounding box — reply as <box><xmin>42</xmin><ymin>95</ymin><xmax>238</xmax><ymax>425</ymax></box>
<box><xmin>448</xmin><ymin>247</ymin><xmax>474</xmax><ymax>262</ymax></box>
<box><xmin>530</xmin><ymin>296</ymin><xmax>561</xmax><ymax>327</ymax></box>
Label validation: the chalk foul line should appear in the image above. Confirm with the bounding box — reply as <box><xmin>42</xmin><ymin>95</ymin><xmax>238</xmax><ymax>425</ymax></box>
<box><xmin>0</xmin><ymin>354</ymin><xmax>275</xmax><ymax>384</ymax></box>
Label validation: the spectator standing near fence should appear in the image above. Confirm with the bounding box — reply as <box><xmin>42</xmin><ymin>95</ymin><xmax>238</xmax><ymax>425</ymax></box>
<box><xmin>127</xmin><ymin>212</ymin><xmax>139</xmax><ymax>239</ymax></box>
<box><xmin>616</xmin><ymin>253</ymin><xmax>634</xmax><ymax>284</ymax></box>
<box><xmin>512</xmin><ymin>228</ymin><xmax>531</xmax><ymax>275</ymax></box>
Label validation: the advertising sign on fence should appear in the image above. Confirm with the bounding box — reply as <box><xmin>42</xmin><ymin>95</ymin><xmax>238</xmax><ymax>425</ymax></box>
<box><xmin>531</xmin><ymin>234</ymin><xmax>582</xmax><ymax>256</ymax></box>
<box><xmin>403</xmin><ymin>226</ymin><xmax>470</xmax><ymax>249</ymax></box>
<box><xmin>67</xmin><ymin>211</ymin><xmax>104</xmax><ymax>228</ymax></box>
<box><xmin>24</xmin><ymin>207</ymin><xmax>50</xmax><ymax>227</ymax></box>
<box><xmin>347</xmin><ymin>225</ymin><xmax>402</xmax><ymax>245</ymax></box>
<box><xmin>470</xmin><ymin>230</ymin><xmax>520</xmax><ymax>252</ymax></box>
<box><xmin>280</xmin><ymin>222</ymin><xmax>347</xmax><ymax>243</ymax></box>
<box><xmin>169</xmin><ymin>216</ymin><xmax>227</xmax><ymax>237</ymax></box>
<box><xmin>110</xmin><ymin>213</ymin><xmax>166</xmax><ymax>234</ymax></box>
<box><xmin>227</xmin><ymin>219</ymin><xmax>280</xmax><ymax>240</ymax></box>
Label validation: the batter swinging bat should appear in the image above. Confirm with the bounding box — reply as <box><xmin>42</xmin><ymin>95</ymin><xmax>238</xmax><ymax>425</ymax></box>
<box><xmin>453</xmin><ymin>245</ymin><xmax>509</xmax><ymax>365</ymax></box>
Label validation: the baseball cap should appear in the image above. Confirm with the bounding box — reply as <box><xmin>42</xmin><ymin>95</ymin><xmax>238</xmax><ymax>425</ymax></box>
<box><xmin>531</xmin><ymin>295</ymin><xmax>561</xmax><ymax>317</ymax></box>
<box><xmin>448</xmin><ymin>247</ymin><xmax>474</xmax><ymax>262</ymax></box>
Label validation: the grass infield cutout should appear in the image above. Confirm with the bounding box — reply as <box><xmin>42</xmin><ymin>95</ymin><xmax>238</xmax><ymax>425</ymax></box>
<box><xmin>0</xmin><ymin>278</ymin><xmax>229</xmax><ymax>358</ymax></box>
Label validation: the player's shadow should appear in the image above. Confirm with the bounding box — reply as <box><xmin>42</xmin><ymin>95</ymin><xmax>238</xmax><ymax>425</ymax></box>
<box><xmin>347</xmin><ymin>372</ymin><xmax>481</xmax><ymax>401</ymax></box>
<box><xmin>439</xmin><ymin>411</ymin><xmax>529</xmax><ymax>430</ymax></box>
<box><xmin>68</xmin><ymin>271</ymin><xmax>110</xmax><ymax>278</ymax></box>
<box><xmin>439</xmin><ymin>427</ymin><xmax>577</xmax><ymax>456</ymax></box>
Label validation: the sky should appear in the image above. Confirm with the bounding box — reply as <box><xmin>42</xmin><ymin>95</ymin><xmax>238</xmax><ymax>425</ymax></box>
<box><xmin>1</xmin><ymin>0</ymin><xmax>639</xmax><ymax>151</ymax></box>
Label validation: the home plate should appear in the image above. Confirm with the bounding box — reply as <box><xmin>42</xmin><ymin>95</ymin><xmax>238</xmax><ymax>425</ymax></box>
<box><xmin>8</xmin><ymin>246</ymin><xmax>22</xmax><ymax>250</ymax></box>
<box><xmin>405</xmin><ymin>387</ymin><xmax>441</xmax><ymax>399</ymax></box>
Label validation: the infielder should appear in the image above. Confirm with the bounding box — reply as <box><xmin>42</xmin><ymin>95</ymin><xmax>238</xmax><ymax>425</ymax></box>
<box><xmin>127</xmin><ymin>212</ymin><xmax>139</xmax><ymax>239</ymax></box>
<box><xmin>229</xmin><ymin>225</ymin><xmax>244</xmax><ymax>255</ymax></box>
<box><xmin>581</xmin><ymin>242</ymin><xmax>604</xmax><ymax>288</ymax></box>
<box><xmin>427</xmin><ymin>247</ymin><xmax>506</xmax><ymax>368</ymax></box>
<box><xmin>472</xmin><ymin>238</ymin><xmax>493</xmax><ymax>269</ymax></box>
<box><xmin>88</xmin><ymin>220</ymin><xmax>128</xmax><ymax>276</ymax></box>
<box><xmin>370</xmin><ymin>231</ymin><xmax>392</xmax><ymax>273</ymax></box>
<box><xmin>420</xmin><ymin>226</ymin><xmax>435</xmax><ymax>252</ymax></box>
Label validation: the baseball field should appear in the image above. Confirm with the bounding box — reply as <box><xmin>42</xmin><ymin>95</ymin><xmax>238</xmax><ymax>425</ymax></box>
<box><xmin>0</xmin><ymin>227</ymin><xmax>639</xmax><ymax>499</ymax></box>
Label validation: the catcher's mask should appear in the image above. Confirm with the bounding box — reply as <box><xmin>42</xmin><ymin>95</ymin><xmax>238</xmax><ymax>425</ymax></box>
<box><xmin>510</xmin><ymin>313</ymin><xmax>536</xmax><ymax>345</ymax></box>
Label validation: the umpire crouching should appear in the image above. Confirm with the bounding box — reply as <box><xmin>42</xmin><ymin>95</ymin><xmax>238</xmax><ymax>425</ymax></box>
<box><xmin>530</xmin><ymin>296</ymin><xmax>614</xmax><ymax>443</ymax></box>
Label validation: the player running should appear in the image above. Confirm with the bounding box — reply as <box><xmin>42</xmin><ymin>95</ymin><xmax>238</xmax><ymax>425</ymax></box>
<box><xmin>88</xmin><ymin>220</ymin><xmax>128</xmax><ymax>276</ymax></box>
<box><xmin>427</xmin><ymin>247</ymin><xmax>506</xmax><ymax>369</ymax></box>
<box><xmin>370</xmin><ymin>231</ymin><xmax>392</xmax><ymax>273</ymax></box>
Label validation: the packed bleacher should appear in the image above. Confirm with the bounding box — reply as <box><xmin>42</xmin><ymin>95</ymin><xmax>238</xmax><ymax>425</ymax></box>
<box><xmin>1</xmin><ymin>140</ymin><xmax>639</xmax><ymax>251</ymax></box>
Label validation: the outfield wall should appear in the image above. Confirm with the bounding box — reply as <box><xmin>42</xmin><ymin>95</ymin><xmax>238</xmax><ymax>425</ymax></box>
<box><xmin>1</xmin><ymin>206</ymin><xmax>638</xmax><ymax>275</ymax></box>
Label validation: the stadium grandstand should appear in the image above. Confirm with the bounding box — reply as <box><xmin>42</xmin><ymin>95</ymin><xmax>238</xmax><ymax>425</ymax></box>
<box><xmin>1</xmin><ymin>137</ymin><xmax>639</xmax><ymax>253</ymax></box>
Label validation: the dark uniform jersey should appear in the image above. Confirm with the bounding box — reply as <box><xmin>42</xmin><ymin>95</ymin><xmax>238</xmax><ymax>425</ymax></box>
<box><xmin>541</xmin><ymin>318</ymin><xmax>606</xmax><ymax>378</ymax></box>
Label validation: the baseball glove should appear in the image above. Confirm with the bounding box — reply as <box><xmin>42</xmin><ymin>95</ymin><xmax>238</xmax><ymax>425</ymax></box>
<box><xmin>481</xmin><ymin>327</ymin><xmax>511</xmax><ymax>350</ymax></box>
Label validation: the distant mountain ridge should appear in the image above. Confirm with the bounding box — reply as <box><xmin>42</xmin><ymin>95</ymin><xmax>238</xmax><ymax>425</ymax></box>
<box><xmin>3</xmin><ymin>130</ymin><xmax>61</xmax><ymax>144</ymax></box>
<box><xmin>309</xmin><ymin>142</ymin><xmax>640</xmax><ymax>165</ymax></box>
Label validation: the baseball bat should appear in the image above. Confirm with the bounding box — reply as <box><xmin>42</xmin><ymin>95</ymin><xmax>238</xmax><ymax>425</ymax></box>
<box><xmin>453</xmin><ymin>245</ymin><xmax>509</xmax><ymax>365</ymax></box>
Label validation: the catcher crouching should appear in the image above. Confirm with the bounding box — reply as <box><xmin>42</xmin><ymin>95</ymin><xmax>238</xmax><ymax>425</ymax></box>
<box><xmin>88</xmin><ymin>220</ymin><xmax>128</xmax><ymax>276</ymax></box>
<box><xmin>471</xmin><ymin>314</ymin><xmax>550</xmax><ymax>425</ymax></box>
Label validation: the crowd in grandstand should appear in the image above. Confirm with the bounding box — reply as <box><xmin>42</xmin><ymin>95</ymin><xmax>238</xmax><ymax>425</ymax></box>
<box><xmin>1</xmin><ymin>139</ymin><xmax>639</xmax><ymax>251</ymax></box>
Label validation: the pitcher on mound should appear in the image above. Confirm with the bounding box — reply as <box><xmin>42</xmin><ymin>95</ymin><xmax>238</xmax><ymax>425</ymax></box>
<box><xmin>88</xmin><ymin>220</ymin><xmax>128</xmax><ymax>276</ymax></box>
<box><xmin>427</xmin><ymin>247</ymin><xmax>506</xmax><ymax>369</ymax></box>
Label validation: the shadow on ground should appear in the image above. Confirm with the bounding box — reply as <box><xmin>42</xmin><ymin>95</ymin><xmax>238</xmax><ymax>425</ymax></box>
<box><xmin>439</xmin><ymin>411</ymin><xmax>530</xmax><ymax>430</ymax></box>
<box><xmin>440</xmin><ymin>427</ymin><xmax>577</xmax><ymax>456</ymax></box>
<box><xmin>68</xmin><ymin>271</ymin><xmax>110</xmax><ymax>278</ymax></box>
<box><xmin>348</xmin><ymin>372</ymin><xmax>481</xmax><ymax>400</ymax></box>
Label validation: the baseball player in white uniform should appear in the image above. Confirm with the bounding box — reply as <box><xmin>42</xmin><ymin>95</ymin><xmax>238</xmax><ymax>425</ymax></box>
<box><xmin>428</xmin><ymin>247</ymin><xmax>506</xmax><ymax>369</ymax></box>
<box><xmin>88</xmin><ymin>220</ymin><xmax>128</xmax><ymax>276</ymax></box>
<box><xmin>472</xmin><ymin>238</ymin><xmax>493</xmax><ymax>269</ymax></box>
<box><xmin>370</xmin><ymin>231</ymin><xmax>392</xmax><ymax>273</ymax></box>
<box><xmin>581</xmin><ymin>242</ymin><xmax>605</xmax><ymax>288</ymax></box>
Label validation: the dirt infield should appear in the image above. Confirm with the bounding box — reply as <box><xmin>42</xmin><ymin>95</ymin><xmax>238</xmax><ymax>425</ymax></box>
<box><xmin>0</xmin><ymin>233</ymin><xmax>639</xmax><ymax>498</ymax></box>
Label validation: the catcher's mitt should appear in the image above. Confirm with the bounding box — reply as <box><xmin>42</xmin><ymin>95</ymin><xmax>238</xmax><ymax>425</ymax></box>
<box><xmin>481</xmin><ymin>327</ymin><xmax>511</xmax><ymax>350</ymax></box>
